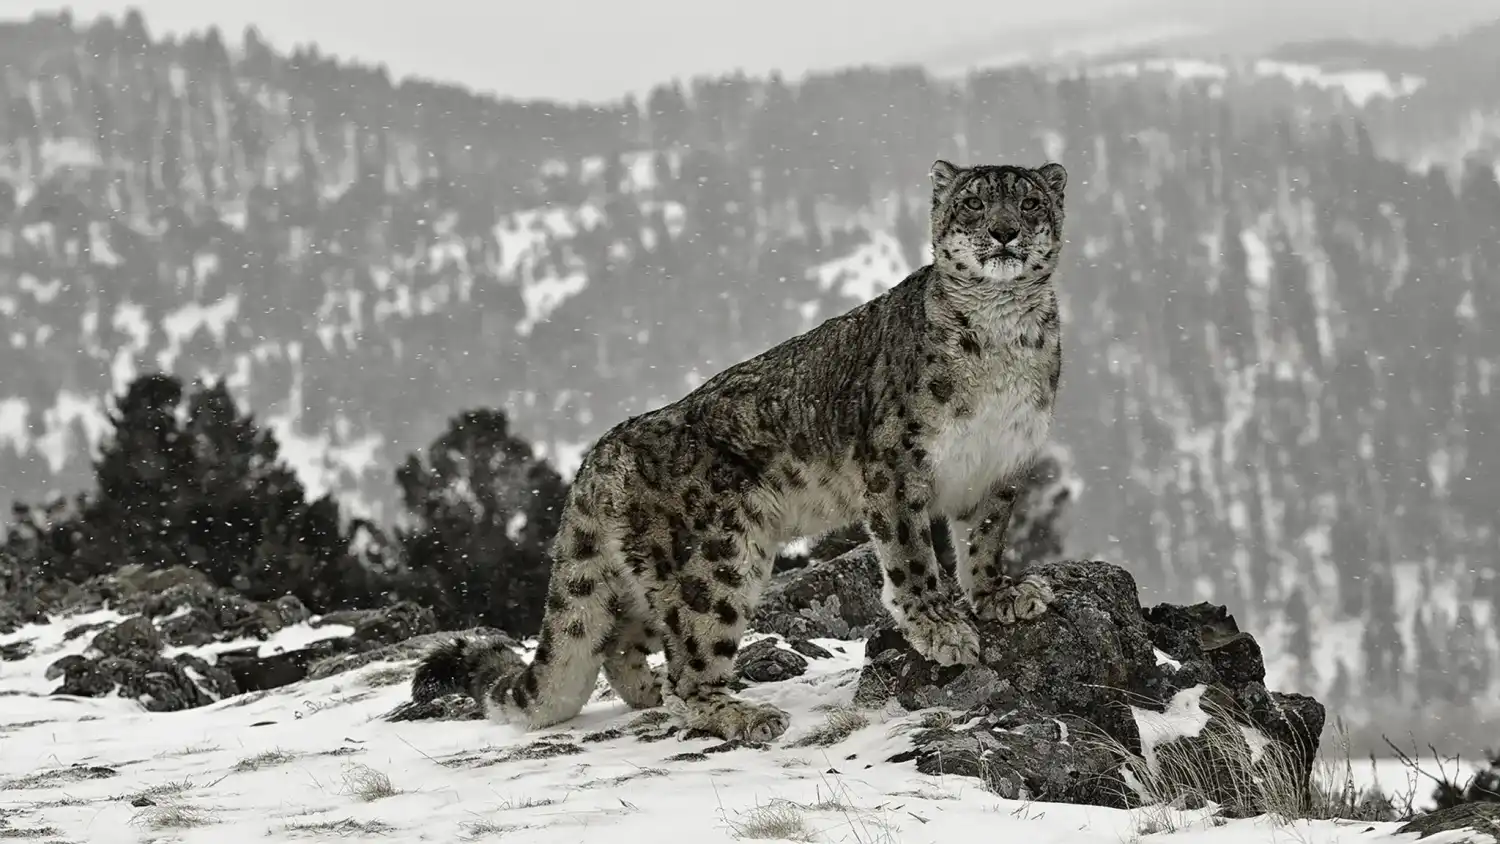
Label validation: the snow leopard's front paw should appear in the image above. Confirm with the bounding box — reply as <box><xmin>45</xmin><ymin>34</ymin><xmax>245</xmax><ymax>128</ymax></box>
<box><xmin>901</xmin><ymin>604</ymin><xmax>982</xmax><ymax>666</ymax></box>
<box><xmin>970</xmin><ymin>573</ymin><xmax>1054</xmax><ymax>624</ymax></box>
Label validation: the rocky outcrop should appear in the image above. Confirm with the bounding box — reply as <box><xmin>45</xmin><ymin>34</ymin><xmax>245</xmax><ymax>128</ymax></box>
<box><xmin>856</xmin><ymin>559</ymin><xmax>1325</xmax><ymax>813</ymax></box>
<box><xmin>39</xmin><ymin>566</ymin><xmax>437</xmax><ymax>712</ymax></box>
<box><xmin>754</xmin><ymin>445</ymin><xmax>1078</xmax><ymax>641</ymax></box>
<box><xmin>47</xmin><ymin>614</ymin><xmax>240</xmax><ymax>711</ymax></box>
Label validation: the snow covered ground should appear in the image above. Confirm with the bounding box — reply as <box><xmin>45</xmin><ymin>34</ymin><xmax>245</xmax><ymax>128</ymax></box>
<box><xmin>0</xmin><ymin>612</ymin><xmax>1485</xmax><ymax>843</ymax></box>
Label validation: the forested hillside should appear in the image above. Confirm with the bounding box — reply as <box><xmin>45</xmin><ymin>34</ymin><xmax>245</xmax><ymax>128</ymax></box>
<box><xmin>2</xmin><ymin>9</ymin><xmax>1498</xmax><ymax>732</ymax></box>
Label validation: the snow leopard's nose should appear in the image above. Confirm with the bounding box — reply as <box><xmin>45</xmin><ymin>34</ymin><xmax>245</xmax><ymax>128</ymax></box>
<box><xmin>991</xmin><ymin>225</ymin><xmax>1020</xmax><ymax>246</ymax></box>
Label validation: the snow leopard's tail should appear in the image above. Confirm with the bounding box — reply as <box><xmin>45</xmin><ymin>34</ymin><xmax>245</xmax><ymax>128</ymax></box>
<box><xmin>411</xmin><ymin>636</ymin><xmax>524</xmax><ymax>708</ymax></box>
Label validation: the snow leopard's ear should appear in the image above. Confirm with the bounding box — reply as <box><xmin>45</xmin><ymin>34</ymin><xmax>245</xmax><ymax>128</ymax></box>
<box><xmin>930</xmin><ymin>159</ymin><xmax>962</xmax><ymax>203</ymax></box>
<box><xmin>1037</xmin><ymin>162</ymin><xmax>1068</xmax><ymax>196</ymax></box>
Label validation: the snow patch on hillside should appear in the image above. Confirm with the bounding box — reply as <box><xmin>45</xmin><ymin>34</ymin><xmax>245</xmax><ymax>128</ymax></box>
<box><xmin>1091</xmin><ymin>57</ymin><xmax>1425</xmax><ymax>106</ymax></box>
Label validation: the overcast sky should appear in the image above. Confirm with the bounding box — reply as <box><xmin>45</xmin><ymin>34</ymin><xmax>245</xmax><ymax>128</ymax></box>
<box><xmin>12</xmin><ymin>0</ymin><xmax>1130</xmax><ymax>103</ymax></box>
<box><xmin>10</xmin><ymin>1</ymin><xmax>1492</xmax><ymax>103</ymax></box>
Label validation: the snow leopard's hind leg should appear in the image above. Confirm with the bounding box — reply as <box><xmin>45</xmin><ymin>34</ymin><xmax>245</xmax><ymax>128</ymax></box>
<box><xmin>657</xmin><ymin>529</ymin><xmax>788</xmax><ymax>743</ymax></box>
<box><xmin>485</xmin><ymin>507</ymin><xmax>635</xmax><ymax>729</ymax></box>
<box><xmin>600</xmin><ymin>588</ymin><xmax>664</xmax><ymax>710</ymax></box>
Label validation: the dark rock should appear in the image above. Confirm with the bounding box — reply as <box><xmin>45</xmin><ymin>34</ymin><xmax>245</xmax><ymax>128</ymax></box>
<box><xmin>888</xmin><ymin>707</ymin><xmax>1126</xmax><ymax>805</ymax></box>
<box><xmin>1144</xmin><ymin>602</ymin><xmax>1264</xmax><ymax>689</ymax></box>
<box><xmin>123</xmin><ymin>582</ymin><xmax>288</xmax><ymax>644</ymax></box>
<box><xmin>1142</xmin><ymin>602</ymin><xmax>1326</xmax><ymax>791</ymax></box>
<box><xmin>174</xmin><ymin>652</ymin><xmax>240</xmax><ymax>700</ymax></box>
<box><xmin>704</xmin><ymin>739</ymin><xmax>769</xmax><ymax>754</ymax></box>
<box><xmin>27</xmin><ymin>579</ymin><xmax>93</xmax><ymax>617</ymax></box>
<box><xmin>753</xmin><ymin>545</ymin><xmax>886</xmax><ymax>639</ymax></box>
<box><xmin>314</xmin><ymin>601</ymin><xmax>436</xmax><ymax>646</ymax></box>
<box><xmin>0</xmin><ymin>603</ymin><xmax>26</xmax><ymax>636</ymax></box>
<box><xmin>217</xmin><ymin>638</ymin><xmax>357</xmax><ymax>692</ymax></box>
<box><xmin>857</xmin><ymin>561</ymin><xmax>1159</xmax><ymax>743</ymax></box>
<box><xmin>789</xmin><ymin>639</ymin><xmax>833</xmax><ymax>659</ymax></box>
<box><xmin>50</xmin><ymin>651</ymin><xmax>235</xmax><ymax>712</ymax></box>
<box><xmin>157</xmin><ymin>609</ymin><xmax>223</xmax><ymax>647</ymax></box>
<box><xmin>1398</xmin><ymin>803</ymin><xmax>1500</xmax><ymax>839</ymax></box>
<box><xmin>63</xmin><ymin>621</ymin><xmax>112</xmax><ymax>642</ymax></box>
<box><xmin>269</xmin><ymin>595</ymin><xmax>312</xmax><ymax>627</ymax></box>
<box><xmin>90</xmin><ymin>615</ymin><xmax>163</xmax><ymax>661</ymax></box>
<box><xmin>75</xmin><ymin>565</ymin><xmax>315</xmax><ymax>650</ymax></box>
<box><xmin>857</xmin><ymin>558</ymin><xmax>1326</xmax><ymax>814</ymax></box>
<box><xmin>0</xmin><ymin>638</ymin><xmax>34</xmax><ymax>661</ymax></box>
<box><xmin>736</xmin><ymin>638</ymin><xmax>809</xmax><ymax>683</ymax></box>
<box><xmin>113</xmin><ymin>564</ymin><xmax>216</xmax><ymax>596</ymax></box>
<box><xmin>45</xmin><ymin>653</ymin><xmax>87</xmax><ymax>681</ymax></box>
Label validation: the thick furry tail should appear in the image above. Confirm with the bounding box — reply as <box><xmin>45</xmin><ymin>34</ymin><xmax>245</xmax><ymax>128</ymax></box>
<box><xmin>411</xmin><ymin>636</ymin><xmax>524</xmax><ymax>706</ymax></box>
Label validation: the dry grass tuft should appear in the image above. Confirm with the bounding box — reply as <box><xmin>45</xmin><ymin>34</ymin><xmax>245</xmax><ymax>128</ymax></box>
<box><xmin>0</xmin><ymin>823</ymin><xmax>62</xmax><ymax>839</ymax></box>
<box><xmin>233</xmin><ymin>749</ymin><xmax>299</xmax><ymax>773</ymax></box>
<box><xmin>156</xmin><ymin>741</ymin><xmax>220</xmax><ymax>758</ymax></box>
<box><xmin>130</xmin><ymin>802</ymin><xmax>214</xmax><ymax>830</ymax></box>
<box><xmin>340</xmin><ymin>763</ymin><xmax>401</xmax><ymax>802</ymax></box>
<box><xmin>460</xmin><ymin>819</ymin><xmax>527</xmax><ymax>839</ymax></box>
<box><xmin>723</xmin><ymin>800</ymin><xmax>818</xmax><ymax>842</ymax></box>
<box><xmin>720</xmin><ymin>775</ymin><xmax>900</xmax><ymax>844</ymax></box>
<box><xmin>791</xmin><ymin>706</ymin><xmax>870</xmax><ymax>748</ymax></box>
<box><xmin>284</xmin><ymin>817</ymin><xmax>396</xmax><ymax>837</ymax></box>
<box><xmin>1306</xmin><ymin>720</ymin><xmax>1416</xmax><ymax>822</ymax></box>
<box><xmin>119</xmin><ymin>777</ymin><xmax>203</xmax><ymax>804</ymax></box>
<box><xmin>491</xmin><ymin>795</ymin><xmax>561</xmax><ymax>811</ymax></box>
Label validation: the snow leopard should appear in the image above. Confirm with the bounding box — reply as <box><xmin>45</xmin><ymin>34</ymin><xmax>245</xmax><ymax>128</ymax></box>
<box><xmin>411</xmin><ymin>158</ymin><xmax>1070</xmax><ymax>743</ymax></box>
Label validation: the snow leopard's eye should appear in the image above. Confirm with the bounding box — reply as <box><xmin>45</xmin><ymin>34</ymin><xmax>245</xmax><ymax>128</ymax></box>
<box><xmin>962</xmin><ymin>197</ymin><xmax>983</xmax><ymax>211</ymax></box>
<box><xmin>1021</xmin><ymin>197</ymin><xmax>1040</xmax><ymax>211</ymax></box>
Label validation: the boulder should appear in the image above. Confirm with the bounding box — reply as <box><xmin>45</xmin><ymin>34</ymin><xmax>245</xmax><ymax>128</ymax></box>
<box><xmin>736</xmin><ymin>638</ymin><xmax>809</xmax><ymax>683</ymax></box>
<box><xmin>753</xmin><ymin>545</ymin><xmax>887</xmax><ymax>640</ymax></box>
<box><xmin>788</xmin><ymin>639</ymin><xmax>833</xmax><ymax>660</ymax></box>
<box><xmin>314</xmin><ymin>601</ymin><xmax>436</xmax><ymax>647</ymax></box>
<box><xmin>1397</xmin><ymin>804</ymin><xmax>1500</xmax><ymax>840</ymax></box>
<box><xmin>89</xmin><ymin>615</ymin><xmax>163</xmax><ymax>661</ymax></box>
<box><xmin>0</xmin><ymin>638</ymin><xmax>34</xmax><ymax>661</ymax></box>
<box><xmin>217</xmin><ymin>638</ymin><xmax>355</xmax><ymax>692</ymax></box>
<box><xmin>856</xmin><ymin>559</ymin><xmax>1325</xmax><ymax>813</ymax></box>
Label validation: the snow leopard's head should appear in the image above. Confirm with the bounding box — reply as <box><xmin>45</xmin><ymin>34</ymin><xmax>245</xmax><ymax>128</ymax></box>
<box><xmin>928</xmin><ymin>160</ymin><xmax>1067</xmax><ymax>284</ymax></box>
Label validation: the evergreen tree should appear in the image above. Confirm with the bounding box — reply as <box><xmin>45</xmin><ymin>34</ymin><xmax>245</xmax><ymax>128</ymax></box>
<box><xmin>11</xmin><ymin>373</ymin><xmax>393</xmax><ymax>610</ymax></box>
<box><xmin>395</xmin><ymin>408</ymin><xmax>567</xmax><ymax>634</ymax></box>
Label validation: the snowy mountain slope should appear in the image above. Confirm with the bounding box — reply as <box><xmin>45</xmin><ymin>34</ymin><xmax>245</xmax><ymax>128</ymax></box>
<box><xmin>4</xmin><ymin>12</ymin><xmax>1500</xmax><ymax>748</ymax></box>
<box><xmin>0</xmin><ymin>610</ymin><xmax>1474</xmax><ymax>844</ymax></box>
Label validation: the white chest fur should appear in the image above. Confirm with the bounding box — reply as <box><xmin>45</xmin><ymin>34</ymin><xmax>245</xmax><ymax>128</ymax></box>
<box><xmin>927</xmin><ymin>385</ymin><xmax>1052</xmax><ymax>517</ymax></box>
